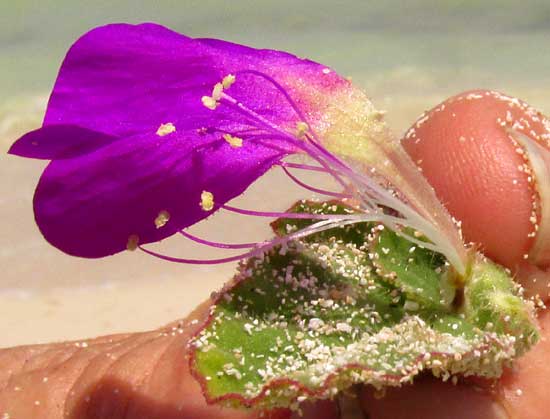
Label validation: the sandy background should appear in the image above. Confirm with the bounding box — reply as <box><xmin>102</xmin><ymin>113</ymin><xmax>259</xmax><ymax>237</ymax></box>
<box><xmin>1</xmin><ymin>0</ymin><xmax>550</xmax><ymax>347</ymax></box>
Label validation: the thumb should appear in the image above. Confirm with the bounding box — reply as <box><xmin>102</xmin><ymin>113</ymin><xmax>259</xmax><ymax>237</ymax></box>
<box><xmin>0</xmin><ymin>300</ymin><xmax>289</xmax><ymax>419</ymax></box>
<box><xmin>402</xmin><ymin>90</ymin><xmax>550</xmax><ymax>271</ymax></box>
<box><xmin>402</xmin><ymin>90</ymin><xmax>550</xmax><ymax>299</ymax></box>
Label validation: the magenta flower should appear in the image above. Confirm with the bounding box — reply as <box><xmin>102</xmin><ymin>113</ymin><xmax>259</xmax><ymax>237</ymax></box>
<box><xmin>9</xmin><ymin>23</ymin><xmax>467</xmax><ymax>272</ymax></box>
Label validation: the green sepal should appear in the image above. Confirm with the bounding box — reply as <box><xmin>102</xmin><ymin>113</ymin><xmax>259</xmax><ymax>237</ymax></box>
<box><xmin>370</xmin><ymin>226</ymin><xmax>455</xmax><ymax>311</ymax></box>
<box><xmin>190</xmin><ymin>201</ymin><xmax>539</xmax><ymax>410</ymax></box>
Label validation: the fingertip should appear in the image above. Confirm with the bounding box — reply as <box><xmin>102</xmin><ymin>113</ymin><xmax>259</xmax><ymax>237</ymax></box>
<box><xmin>403</xmin><ymin>90</ymin><xmax>543</xmax><ymax>268</ymax></box>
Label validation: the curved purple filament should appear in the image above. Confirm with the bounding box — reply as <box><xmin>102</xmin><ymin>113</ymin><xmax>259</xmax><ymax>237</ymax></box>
<box><xmin>221</xmin><ymin>204</ymin><xmax>360</xmax><ymax>220</ymax></box>
<box><xmin>139</xmin><ymin>69</ymin><xmax>464</xmax><ymax>271</ymax></box>
<box><xmin>140</xmin><ymin>218</ymin><xmax>364</xmax><ymax>265</ymax></box>
<box><xmin>280</xmin><ymin>165</ymin><xmax>351</xmax><ymax>199</ymax></box>
<box><xmin>180</xmin><ymin>230</ymin><xmax>257</xmax><ymax>249</ymax></box>
<box><xmin>277</xmin><ymin>161</ymin><xmax>330</xmax><ymax>173</ymax></box>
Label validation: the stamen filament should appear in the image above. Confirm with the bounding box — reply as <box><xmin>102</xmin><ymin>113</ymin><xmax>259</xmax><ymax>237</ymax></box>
<box><xmin>190</xmin><ymin>71</ymin><xmax>468</xmax><ymax>273</ymax></box>
<box><xmin>278</xmin><ymin>161</ymin><xmax>330</xmax><ymax>173</ymax></box>
<box><xmin>225</xmin><ymin>71</ymin><xmax>428</xmax><ymax>220</ymax></box>
<box><xmin>235</xmin><ymin>70</ymin><xmax>311</xmax><ymax>123</ymax></box>
<box><xmin>219</xmin><ymin>95</ymin><xmax>353</xmax><ymax>194</ymax></box>
<box><xmin>218</xmin><ymin>93</ymin><xmax>462</xmax><ymax>268</ymax></box>
<box><xmin>222</xmin><ymin>204</ymin><xmax>362</xmax><ymax>221</ymax></box>
<box><xmin>280</xmin><ymin>165</ymin><xmax>351</xmax><ymax>199</ymax></box>
<box><xmin>227</xmin><ymin>73</ymin><xmax>463</xmax><ymax>265</ymax></box>
<box><xmin>140</xmin><ymin>218</ymin><xmax>375</xmax><ymax>265</ymax></box>
<box><xmin>180</xmin><ymin>230</ymin><xmax>257</xmax><ymax>249</ymax></box>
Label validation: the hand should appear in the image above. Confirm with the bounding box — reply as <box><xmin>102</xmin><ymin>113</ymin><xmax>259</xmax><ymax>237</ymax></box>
<box><xmin>0</xmin><ymin>300</ymin><xmax>341</xmax><ymax>419</ymax></box>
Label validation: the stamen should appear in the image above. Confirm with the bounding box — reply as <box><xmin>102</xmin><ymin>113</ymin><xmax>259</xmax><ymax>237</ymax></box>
<box><xmin>171</xmin><ymin>70</ymin><xmax>467</xmax><ymax>273</ymax></box>
<box><xmin>127</xmin><ymin>234</ymin><xmax>139</xmax><ymax>251</ymax></box>
<box><xmin>140</xmin><ymin>218</ymin><xmax>364</xmax><ymax>265</ymax></box>
<box><xmin>201</xmin><ymin>191</ymin><xmax>215</xmax><ymax>211</ymax></box>
<box><xmin>219</xmin><ymin>86</ymin><xmax>357</xmax><ymax>199</ymax></box>
<box><xmin>223</xmin><ymin>133</ymin><xmax>243</xmax><ymax>148</ymax></box>
<box><xmin>280</xmin><ymin>165</ymin><xmax>351</xmax><ymax>199</ymax></box>
<box><xmin>155</xmin><ymin>210</ymin><xmax>170</xmax><ymax>229</ymax></box>
<box><xmin>223</xmin><ymin>71</ymin><xmax>378</xmax><ymax>207</ymax></box>
<box><xmin>217</xmin><ymin>94</ymin><xmax>352</xmax><ymax>195</ymax></box>
<box><xmin>222</xmin><ymin>74</ymin><xmax>236</xmax><ymax>89</ymax></box>
<box><xmin>180</xmin><ymin>230</ymin><xmax>257</xmax><ymax>249</ymax></box>
<box><xmin>221</xmin><ymin>71</ymin><xmax>382</xmax><ymax>210</ymax></box>
<box><xmin>212</xmin><ymin>83</ymin><xmax>224</xmax><ymax>101</ymax></box>
<box><xmin>201</xmin><ymin>96</ymin><xmax>218</xmax><ymax>110</ymax></box>
<box><xmin>220</xmin><ymin>82</ymin><xmax>414</xmax><ymax>216</ymax></box>
<box><xmin>295</xmin><ymin>121</ymin><xmax>309</xmax><ymax>139</ymax></box>
<box><xmin>278</xmin><ymin>162</ymin><xmax>330</xmax><ymax>173</ymax></box>
<box><xmin>221</xmin><ymin>204</ymin><xmax>361</xmax><ymax>221</ymax></box>
<box><xmin>202</xmin><ymin>74</ymin><xmax>237</xmax><ymax>111</ymax></box>
<box><xmin>156</xmin><ymin>122</ymin><xmax>176</xmax><ymax>137</ymax></box>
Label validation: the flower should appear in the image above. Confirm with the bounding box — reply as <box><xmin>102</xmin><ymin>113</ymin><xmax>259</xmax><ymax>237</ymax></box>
<box><xmin>9</xmin><ymin>23</ymin><xmax>467</xmax><ymax>273</ymax></box>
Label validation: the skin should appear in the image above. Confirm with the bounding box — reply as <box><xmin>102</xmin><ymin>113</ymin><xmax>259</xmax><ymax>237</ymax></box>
<box><xmin>1</xmin><ymin>90</ymin><xmax>549</xmax><ymax>418</ymax></box>
<box><xmin>402</xmin><ymin>90</ymin><xmax>550</xmax><ymax>299</ymax></box>
<box><xmin>0</xmin><ymin>301</ymin><xmax>264</xmax><ymax>419</ymax></box>
<box><xmin>0</xmin><ymin>300</ymin><xmax>337</xmax><ymax>419</ymax></box>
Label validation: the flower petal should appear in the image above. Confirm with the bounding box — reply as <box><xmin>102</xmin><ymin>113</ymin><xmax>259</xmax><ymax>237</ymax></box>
<box><xmin>34</xmin><ymin>129</ymin><xmax>286</xmax><ymax>258</ymax></box>
<box><xmin>21</xmin><ymin>23</ymin><xmax>362</xmax><ymax>258</ymax></box>
<box><xmin>8</xmin><ymin>125</ymin><xmax>115</xmax><ymax>159</ymax></box>
<box><xmin>43</xmin><ymin>23</ymin><xmax>347</xmax><ymax>139</ymax></box>
<box><xmin>19</xmin><ymin>23</ymin><xmax>463</xmax><ymax>266</ymax></box>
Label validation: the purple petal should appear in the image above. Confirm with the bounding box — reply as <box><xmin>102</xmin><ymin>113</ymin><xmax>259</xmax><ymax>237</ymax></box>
<box><xmin>44</xmin><ymin>23</ymin><xmax>216</xmax><ymax>137</ymax></box>
<box><xmin>16</xmin><ymin>23</ymin><xmax>353</xmax><ymax>258</ymax></box>
<box><xmin>34</xmin><ymin>129</ymin><xmax>287</xmax><ymax>258</ymax></box>
<box><xmin>43</xmin><ymin>23</ymin><xmax>347</xmax><ymax>138</ymax></box>
<box><xmin>8</xmin><ymin>125</ymin><xmax>115</xmax><ymax>159</ymax></box>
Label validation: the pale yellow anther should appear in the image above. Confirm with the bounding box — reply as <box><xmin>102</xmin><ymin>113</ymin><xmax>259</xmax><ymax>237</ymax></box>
<box><xmin>200</xmin><ymin>191</ymin><xmax>214</xmax><ymax>211</ymax></box>
<box><xmin>126</xmin><ymin>234</ymin><xmax>140</xmax><ymax>251</ymax></box>
<box><xmin>156</xmin><ymin>122</ymin><xmax>176</xmax><ymax>137</ymax></box>
<box><xmin>154</xmin><ymin>210</ymin><xmax>170</xmax><ymax>229</ymax></box>
<box><xmin>223</xmin><ymin>133</ymin><xmax>243</xmax><ymax>148</ymax></box>
<box><xmin>373</xmin><ymin>110</ymin><xmax>387</xmax><ymax>121</ymax></box>
<box><xmin>202</xmin><ymin>75</ymin><xmax>235</xmax><ymax>111</ymax></box>
<box><xmin>295</xmin><ymin>121</ymin><xmax>309</xmax><ymax>139</ymax></box>
<box><xmin>212</xmin><ymin>83</ymin><xmax>224</xmax><ymax>101</ymax></box>
<box><xmin>201</xmin><ymin>96</ymin><xmax>218</xmax><ymax>110</ymax></box>
<box><xmin>222</xmin><ymin>74</ymin><xmax>236</xmax><ymax>89</ymax></box>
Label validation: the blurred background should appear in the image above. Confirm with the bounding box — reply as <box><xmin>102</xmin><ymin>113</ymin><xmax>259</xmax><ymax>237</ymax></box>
<box><xmin>1</xmin><ymin>0</ymin><xmax>549</xmax><ymax>346</ymax></box>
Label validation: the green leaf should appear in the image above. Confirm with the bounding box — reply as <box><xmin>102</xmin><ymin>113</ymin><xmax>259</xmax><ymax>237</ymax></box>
<box><xmin>462</xmin><ymin>258</ymin><xmax>539</xmax><ymax>354</ymax></box>
<box><xmin>370</xmin><ymin>226</ymin><xmax>454</xmax><ymax>311</ymax></box>
<box><xmin>190</xmin><ymin>201</ymin><xmax>539</xmax><ymax>410</ymax></box>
